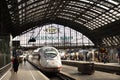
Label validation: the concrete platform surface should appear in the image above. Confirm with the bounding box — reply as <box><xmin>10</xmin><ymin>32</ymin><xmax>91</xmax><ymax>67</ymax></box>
<box><xmin>0</xmin><ymin>61</ymin><xmax>49</xmax><ymax>80</ymax></box>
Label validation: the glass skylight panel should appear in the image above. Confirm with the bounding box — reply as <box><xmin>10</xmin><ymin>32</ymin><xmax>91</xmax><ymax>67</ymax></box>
<box><xmin>91</xmin><ymin>8</ymin><xmax>102</xmax><ymax>14</ymax></box>
<box><xmin>108</xmin><ymin>13</ymin><xmax>113</xmax><ymax>17</ymax></box>
<box><xmin>118</xmin><ymin>5</ymin><xmax>120</xmax><ymax>8</ymax></box>
<box><xmin>97</xmin><ymin>23</ymin><xmax>103</xmax><ymax>27</ymax></box>
<box><xmin>90</xmin><ymin>27</ymin><xmax>95</xmax><ymax>30</ymax></box>
<box><xmin>107</xmin><ymin>42</ymin><xmax>111</xmax><ymax>46</ymax></box>
<box><xmin>91</xmin><ymin>26</ymin><xmax>97</xmax><ymax>30</ymax></box>
<box><xmin>18</xmin><ymin>0</ymin><xmax>21</xmax><ymax>3</ymax></box>
<box><xmin>19</xmin><ymin>18</ymin><xmax>22</xmax><ymax>22</ymax></box>
<box><xmin>80</xmin><ymin>18</ymin><xmax>87</xmax><ymax>22</ymax></box>
<box><xmin>18</xmin><ymin>5</ymin><xmax>22</xmax><ymax>9</ymax></box>
<box><xmin>104</xmin><ymin>14</ymin><xmax>109</xmax><ymax>18</ymax></box>
<box><xmin>108</xmin><ymin>0</ymin><xmax>119</xmax><ymax>5</ymax></box>
<box><xmin>101</xmin><ymin>14</ymin><xmax>111</xmax><ymax>22</ymax></box>
<box><xmin>60</xmin><ymin>13</ymin><xmax>74</xmax><ymax>17</ymax></box>
<box><xmin>84</xmin><ymin>24</ymin><xmax>88</xmax><ymax>27</ymax></box>
<box><xmin>64</xmin><ymin>10</ymin><xmax>79</xmax><ymax>15</ymax></box>
<box><xmin>95</xmin><ymin>18</ymin><xmax>101</xmax><ymax>23</ymax></box>
<box><xmin>105</xmin><ymin>39</ymin><xmax>111</xmax><ymax>46</ymax></box>
<box><xmin>33</xmin><ymin>4</ymin><xmax>37</xmax><ymax>7</ymax></box>
<box><xmin>26</xmin><ymin>0</ymin><xmax>34</xmax><ymax>5</ymax></box>
<box><xmin>116</xmin><ymin>36</ymin><xmax>120</xmax><ymax>40</ymax></box>
<box><xmin>91</xmin><ymin>23</ymin><xmax>99</xmax><ymax>29</ymax></box>
<box><xmin>116</xmin><ymin>13</ymin><xmax>120</xmax><ymax>17</ymax></box>
<box><xmin>82</xmin><ymin>15</ymin><xmax>92</xmax><ymax>19</ymax></box>
<box><xmin>90</xmin><ymin>24</ymin><xmax>96</xmax><ymax>29</ymax></box>
<box><xmin>103</xmin><ymin>39</ymin><xmax>107</xmax><ymax>45</ymax></box>
<box><xmin>100</xmin><ymin>18</ymin><xmax>107</xmax><ymax>24</ymax></box>
<box><xmin>19</xmin><ymin>10</ymin><xmax>22</xmax><ymax>14</ymax></box>
<box><xmin>111</xmin><ymin>19</ymin><xmax>115</xmax><ymax>22</ymax></box>
<box><xmin>67</xmin><ymin>5</ymin><xmax>84</xmax><ymax>12</ymax></box>
<box><xmin>97</xmin><ymin>4</ymin><xmax>109</xmax><ymax>10</ymax></box>
<box><xmin>113</xmin><ymin>11</ymin><xmax>118</xmax><ymax>14</ymax></box>
<box><xmin>88</xmin><ymin>25</ymin><xmax>93</xmax><ymax>30</ymax></box>
<box><xmin>101</xmin><ymin>20</ymin><xmax>105</xmax><ymax>23</ymax></box>
<box><xmin>22</xmin><ymin>13</ymin><xmax>25</xmax><ymax>16</ymax></box>
<box><xmin>29</xmin><ymin>5</ymin><xmax>33</xmax><ymax>9</ymax></box>
<box><xmin>100</xmin><ymin>1</ymin><xmax>114</xmax><ymax>8</ymax></box>
<box><xmin>19</xmin><ymin>15</ymin><xmax>22</xmax><ymax>18</ymax></box>
<box><xmin>22</xmin><ymin>3</ymin><xmax>25</xmax><ymax>7</ymax></box>
<box><xmin>106</xmin><ymin>38</ymin><xmax>111</xmax><ymax>45</ymax></box>
<box><xmin>22</xmin><ymin>9</ymin><xmax>25</xmax><ymax>12</ymax></box>
<box><xmin>26</xmin><ymin>6</ymin><xmax>46</xmax><ymax>15</ymax></box>
<box><xmin>37</xmin><ymin>1</ymin><xmax>45</xmax><ymax>6</ymax></box>
<box><xmin>80</xmin><ymin>0</ymin><xmax>90</xmax><ymax>3</ymax></box>
<box><xmin>88</xmin><ymin>27</ymin><xmax>93</xmax><ymax>30</ymax></box>
<box><xmin>103</xmin><ymin>40</ymin><xmax>106</xmax><ymax>45</ymax></box>
<box><xmin>58</xmin><ymin>16</ymin><xmax>72</xmax><ymax>20</ymax></box>
<box><xmin>97</xmin><ymin>21</ymin><xmax>102</xmax><ymax>26</ymax></box>
<box><xmin>70</xmin><ymin>1</ymin><xmax>86</xmax><ymax>8</ymax></box>
<box><xmin>118</xmin><ymin>9</ymin><xmax>120</xmax><ymax>12</ymax></box>
<box><xmin>112</xmin><ymin>37</ymin><xmax>117</xmax><ymax>45</ymax></box>
<box><xmin>114</xmin><ymin>36</ymin><xmax>119</xmax><ymax>43</ymax></box>
<box><xmin>89</xmin><ymin>21</ymin><xmax>100</xmax><ymax>29</ymax></box>
<box><xmin>106</xmin><ymin>16</ymin><xmax>113</xmax><ymax>21</ymax></box>
<box><xmin>75</xmin><ymin>20</ymin><xmax>83</xmax><ymax>24</ymax></box>
<box><xmin>86</xmin><ymin>11</ymin><xmax>97</xmax><ymax>17</ymax></box>
<box><xmin>103</xmin><ymin>20</ymin><xmax>108</xmax><ymax>24</ymax></box>
<box><xmin>104</xmin><ymin>18</ymin><xmax>110</xmax><ymax>23</ymax></box>
<box><xmin>92</xmin><ymin>22</ymin><xmax>97</xmax><ymax>27</ymax></box>
<box><xmin>108</xmin><ymin>17</ymin><xmax>113</xmax><ymax>21</ymax></box>
<box><xmin>109</xmin><ymin>10</ymin><xmax>114</xmax><ymax>13</ymax></box>
<box><xmin>26</xmin><ymin>6</ymin><xmax>30</xmax><ymax>10</ymax></box>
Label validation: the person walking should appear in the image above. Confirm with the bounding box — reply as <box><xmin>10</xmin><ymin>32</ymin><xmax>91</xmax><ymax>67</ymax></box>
<box><xmin>13</xmin><ymin>56</ymin><xmax>19</xmax><ymax>73</ymax></box>
<box><xmin>12</xmin><ymin>48</ymin><xmax>19</xmax><ymax>73</ymax></box>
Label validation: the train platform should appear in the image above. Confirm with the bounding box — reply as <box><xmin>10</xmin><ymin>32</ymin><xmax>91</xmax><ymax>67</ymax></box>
<box><xmin>68</xmin><ymin>60</ymin><xmax>120</xmax><ymax>65</ymax></box>
<box><xmin>62</xmin><ymin>65</ymin><xmax>120</xmax><ymax>80</ymax></box>
<box><xmin>0</xmin><ymin>61</ymin><xmax>49</xmax><ymax>80</ymax></box>
<box><xmin>62</xmin><ymin>60</ymin><xmax>120</xmax><ymax>67</ymax></box>
<box><xmin>94</xmin><ymin>62</ymin><xmax>120</xmax><ymax>67</ymax></box>
<box><xmin>62</xmin><ymin>60</ymin><xmax>120</xmax><ymax>74</ymax></box>
<box><xmin>0</xmin><ymin>60</ymin><xmax>120</xmax><ymax>80</ymax></box>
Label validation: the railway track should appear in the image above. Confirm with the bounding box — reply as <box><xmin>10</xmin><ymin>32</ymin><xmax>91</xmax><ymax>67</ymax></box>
<box><xmin>42</xmin><ymin>72</ymin><xmax>76</xmax><ymax>80</ymax></box>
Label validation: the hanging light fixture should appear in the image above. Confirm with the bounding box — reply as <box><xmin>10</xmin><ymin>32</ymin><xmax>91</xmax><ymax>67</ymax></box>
<box><xmin>28</xmin><ymin>27</ymin><xmax>43</xmax><ymax>43</ymax></box>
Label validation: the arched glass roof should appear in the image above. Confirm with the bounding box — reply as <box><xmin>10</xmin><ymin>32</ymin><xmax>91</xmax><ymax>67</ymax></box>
<box><xmin>1</xmin><ymin>0</ymin><xmax>120</xmax><ymax>47</ymax></box>
<box><xmin>6</xmin><ymin>0</ymin><xmax>120</xmax><ymax>30</ymax></box>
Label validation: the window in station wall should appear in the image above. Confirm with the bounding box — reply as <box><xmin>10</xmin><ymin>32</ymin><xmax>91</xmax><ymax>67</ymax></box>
<box><xmin>13</xmin><ymin>24</ymin><xmax>94</xmax><ymax>47</ymax></box>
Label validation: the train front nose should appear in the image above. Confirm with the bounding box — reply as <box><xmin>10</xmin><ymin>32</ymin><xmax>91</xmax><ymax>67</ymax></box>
<box><xmin>46</xmin><ymin>60</ymin><xmax>62</xmax><ymax>68</ymax></box>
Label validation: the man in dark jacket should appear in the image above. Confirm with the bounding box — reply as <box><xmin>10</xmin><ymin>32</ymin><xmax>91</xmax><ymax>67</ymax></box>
<box><xmin>12</xmin><ymin>48</ymin><xmax>19</xmax><ymax>73</ymax></box>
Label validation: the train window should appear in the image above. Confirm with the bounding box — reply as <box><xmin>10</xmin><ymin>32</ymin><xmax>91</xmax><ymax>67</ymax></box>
<box><xmin>44</xmin><ymin>51</ymin><xmax>57</xmax><ymax>58</ymax></box>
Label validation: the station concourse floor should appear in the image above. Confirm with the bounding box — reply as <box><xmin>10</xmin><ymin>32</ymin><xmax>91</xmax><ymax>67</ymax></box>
<box><xmin>0</xmin><ymin>61</ymin><xmax>49</xmax><ymax>80</ymax></box>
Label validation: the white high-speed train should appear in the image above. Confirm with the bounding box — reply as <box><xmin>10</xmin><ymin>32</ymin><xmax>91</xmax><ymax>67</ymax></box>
<box><xmin>34</xmin><ymin>46</ymin><xmax>62</xmax><ymax>72</ymax></box>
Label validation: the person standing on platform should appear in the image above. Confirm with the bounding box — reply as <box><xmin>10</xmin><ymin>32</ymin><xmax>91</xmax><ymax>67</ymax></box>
<box><xmin>117</xmin><ymin>47</ymin><xmax>120</xmax><ymax>64</ymax></box>
<box><xmin>13</xmin><ymin>56</ymin><xmax>19</xmax><ymax>73</ymax></box>
<box><xmin>12</xmin><ymin>47</ymin><xmax>19</xmax><ymax>73</ymax></box>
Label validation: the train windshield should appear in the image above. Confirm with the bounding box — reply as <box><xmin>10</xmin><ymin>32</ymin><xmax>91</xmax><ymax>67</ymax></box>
<box><xmin>44</xmin><ymin>48</ymin><xmax>58</xmax><ymax>58</ymax></box>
